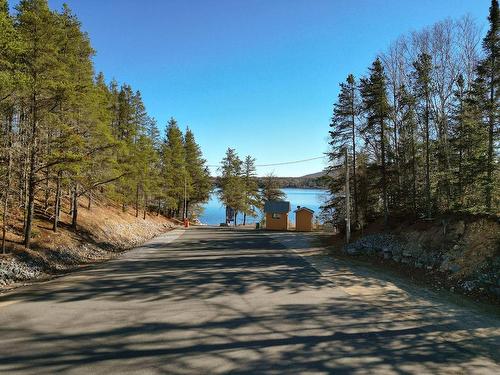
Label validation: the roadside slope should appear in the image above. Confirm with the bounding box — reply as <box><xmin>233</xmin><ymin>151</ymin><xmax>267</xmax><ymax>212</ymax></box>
<box><xmin>0</xmin><ymin>200</ymin><xmax>177</xmax><ymax>289</ymax></box>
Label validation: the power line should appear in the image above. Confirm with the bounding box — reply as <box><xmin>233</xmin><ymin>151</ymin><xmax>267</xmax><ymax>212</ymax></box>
<box><xmin>254</xmin><ymin>156</ymin><xmax>325</xmax><ymax>167</ymax></box>
<box><xmin>207</xmin><ymin>155</ymin><xmax>325</xmax><ymax>168</ymax></box>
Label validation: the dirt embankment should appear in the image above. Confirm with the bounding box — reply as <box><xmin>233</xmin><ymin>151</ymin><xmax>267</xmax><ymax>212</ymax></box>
<box><xmin>323</xmin><ymin>214</ymin><xmax>500</xmax><ymax>303</ymax></box>
<box><xmin>0</xmin><ymin>200</ymin><xmax>178</xmax><ymax>290</ymax></box>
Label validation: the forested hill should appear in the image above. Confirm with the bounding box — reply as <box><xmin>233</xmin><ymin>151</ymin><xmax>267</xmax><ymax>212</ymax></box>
<box><xmin>257</xmin><ymin>174</ymin><xmax>328</xmax><ymax>189</ymax></box>
<box><xmin>210</xmin><ymin>172</ymin><xmax>329</xmax><ymax>189</ymax></box>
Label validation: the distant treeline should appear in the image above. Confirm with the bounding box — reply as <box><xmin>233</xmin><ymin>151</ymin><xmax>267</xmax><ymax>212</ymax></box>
<box><xmin>257</xmin><ymin>177</ymin><xmax>327</xmax><ymax>189</ymax></box>
<box><xmin>209</xmin><ymin>176</ymin><xmax>328</xmax><ymax>189</ymax></box>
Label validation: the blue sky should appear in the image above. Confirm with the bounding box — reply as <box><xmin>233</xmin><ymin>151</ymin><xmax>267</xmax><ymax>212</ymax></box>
<box><xmin>10</xmin><ymin>0</ymin><xmax>491</xmax><ymax>176</ymax></box>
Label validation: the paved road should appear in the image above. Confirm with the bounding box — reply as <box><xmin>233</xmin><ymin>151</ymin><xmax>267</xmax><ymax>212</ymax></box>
<box><xmin>0</xmin><ymin>227</ymin><xmax>499</xmax><ymax>374</ymax></box>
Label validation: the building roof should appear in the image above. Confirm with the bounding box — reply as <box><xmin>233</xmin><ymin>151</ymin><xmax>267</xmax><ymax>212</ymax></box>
<box><xmin>294</xmin><ymin>206</ymin><xmax>315</xmax><ymax>214</ymax></box>
<box><xmin>264</xmin><ymin>200</ymin><xmax>291</xmax><ymax>213</ymax></box>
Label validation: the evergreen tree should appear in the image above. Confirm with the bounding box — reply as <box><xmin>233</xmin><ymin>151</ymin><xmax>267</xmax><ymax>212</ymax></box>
<box><xmin>184</xmin><ymin>127</ymin><xmax>211</xmax><ymax>218</ymax></box>
<box><xmin>161</xmin><ymin>118</ymin><xmax>188</xmax><ymax>216</ymax></box>
<box><xmin>0</xmin><ymin>0</ymin><xmax>23</xmax><ymax>252</ymax></box>
<box><xmin>476</xmin><ymin>0</ymin><xmax>499</xmax><ymax>211</ymax></box>
<box><xmin>413</xmin><ymin>53</ymin><xmax>433</xmax><ymax>218</ymax></box>
<box><xmin>450</xmin><ymin>75</ymin><xmax>489</xmax><ymax>210</ymax></box>
<box><xmin>327</xmin><ymin>74</ymin><xmax>360</xmax><ymax>226</ymax></box>
<box><xmin>218</xmin><ymin>148</ymin><xmax>245</xmax><ymax>225</ymax></box>
<box><xmin>0</xmin><ymin>0</ymin><xmax>22</xmax><ymax>99</ymax></box>
<box><xmin>398</xmin><ymin>85</ymin><xmax>419</xmax><ymax>215</ymax></box>
<box><xmin>241</xmin><ymin>156</ymin><xmax>261</xmax><ymax>225</ymax></box>
<box><xmin>54</xmin><ymin>3</ymin><xmax>96</xmax><ymax>229</ymax></box>
<box><xmin>261</xmin><ymin>173</ymin><xmax>285</xmax><ymax>202</ymax></box>
<box><xmin>360</xmin><ymin>58</ymin><xmax>391</xmax><ymax>226</ymax></box>
<box><xmin>16</xmin><ymin>0</ymin><xmax>68</xmax><ymax>247</ymax></box>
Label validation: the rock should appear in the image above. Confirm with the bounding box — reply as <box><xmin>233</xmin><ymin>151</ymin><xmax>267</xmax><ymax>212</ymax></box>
<box><xmin>490</xmin><ymin>287</ymin><xmax>500</xmax><ymax>297</ymax></box>
<box><xmin>449</xmin><ymin>263</ymin><xmax>460</xmax><ymax>273</ymax></box>
<box><xmin>440</xmin><ymin>260</ymin><xmax>450</xmax><ymax>272</ymax></box>
<box><xmin>461</xmin><ymin>280</ymin><xmax>477</xmax><ymax>292</ymax></box>
<box><xmin>345</xmin><ymin>246</ymin><xmax>360</xmax><ymax>256</ymax></box>
<box><xmin>455</xmin><ymin>220</ymin><xmax>466</xmax><ymax>236</ymax></box>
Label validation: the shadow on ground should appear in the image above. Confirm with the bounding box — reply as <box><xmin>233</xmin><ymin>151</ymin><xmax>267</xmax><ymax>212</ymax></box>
<box><xmin>0</xmin><ymin>227</ymin><xmax>498</xmax><ymax>374</ymax></box>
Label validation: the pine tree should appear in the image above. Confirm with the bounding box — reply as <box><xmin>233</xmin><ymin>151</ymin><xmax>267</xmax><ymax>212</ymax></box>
<box><xmin>327</xmin><ymin>74</ymin><xmax>360</xmax><ymax>225</ymax></box>
<box><xmin>184</xmin><ymin>127</ymin><xmax>211</xmax><ymax>219</ymax></box>
<box><xmin>360</xmin><ymin>58</ymin><xmax>391</xmax><ymax>226</ymax></box>
<box><xmin>451</xmin><ymin>75</ymin><xmax>489</xmax><ymax>210</ymax></box>
<box><xmin>398</xmin><ymin>85</ymin><xmax>419</xmax><ymax>215</ymax></box>
<box><xmin>0</xmin><ymin>0</ymin><xmax>22</xmax><ymax>99</ymax></box>
<box><xmin>261</xmin><ymin>173</ymin><xmax>285</xmax><ymax>202</ymax></box>
<box><xmin>161</xmin><ymin>118</ymin><xmax>188</xmax><ymax>217</ymax></box>
<box><xmin>16</xmin><ymin>0</ymin><xmax>68</xmax><ymax>247</ymax></box>
<box><xmin>476</xmin><ymin>0</ymin><xmax>499</xmax><ymax>211</ymax></box>
<box><xmin>54</xmin><ymin>3</ymin><xmax>96</xmax><ymax>229</ymax></box>
<box><xmin>76</xmin><ymin>73</ymin><xmax>118</xmax><ymax>215</ymax></box>
<box><xmin>413</xmin><ymin>53</ymin><xmax>433</xmax><ymax>218</ymax></box>
<box><xmin>0</xmin><ymin>1</ymin><xmax>23</xmax><ymax>252</ymax></box>
<box><xmin>241</xmin><ymin>156</ymin><xmax>260</xmax><ymax>225</ymax></box>
<box><xmin>218</xmin><ymin>148</ymin><xmax>245</xmax><ymax>225</ymax></box>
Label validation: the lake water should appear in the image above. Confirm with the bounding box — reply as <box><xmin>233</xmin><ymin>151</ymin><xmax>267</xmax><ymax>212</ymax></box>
<box><xmin>198</xmin><ymin>188</ymin><xmax>329</xmax><ymax>225</ymax></box>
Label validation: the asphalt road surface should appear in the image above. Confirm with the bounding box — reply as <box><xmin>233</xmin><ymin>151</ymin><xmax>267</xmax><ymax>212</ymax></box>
<box><xmin>0</xmin><ymin>227</ymin><xmax>499</xmax><ymax>374</ymax></box>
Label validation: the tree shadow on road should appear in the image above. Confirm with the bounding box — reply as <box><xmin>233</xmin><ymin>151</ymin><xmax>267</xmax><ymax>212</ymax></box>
<box><xmin>3</xmin><ymin>228</ymin><xmax>335</xmax><ymax>304</ymax></box>
<box><xmin>0</xmin><ymin>227</ymin><xmax>499</xmax><ymax>374</ymax></box>
<box><xmin>1</xmin><ymin>296</ymin><xmax>499</xmax><ymax>374</ymax></box>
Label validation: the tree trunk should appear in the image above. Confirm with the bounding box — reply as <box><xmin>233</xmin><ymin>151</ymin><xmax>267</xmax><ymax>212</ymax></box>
<box><xmin>24</xmin><ymin>95</ymin><xmax>39</xmax><ymax>249</ymax></box>
<box><xmin>243</xmin><ymin>213</ymin><xmax>247</xmax><ymax>225</ymax></box>
<box><xmin>234</xmin><ymin>211</ymin><xmax>238</xmax><ymax>227</ymax></box>
<box><xmin>44</xmin><ymin>168</ymin><xmax>50</xmax><ymax>210</ymax></box>
<box><xmin>486</xmin><ymin>54</ymin><xmax>496</xmax><ymax>211</ymax></box>
<box><xmin>71</xmin><ymin>183</ymin><xmax>79</xmax><ymax>230</ymax></box>
<box><xmin>2</xmin><ymin>112</ymin><xmax>13</xmax><ymax>254</ymax></box>
<box><xmin>351</xmin><ymin>93</ymin><xmax>358</xmax><ymax>226</ymax></box>
<box><xmin>345</xmin><ymin>148</ymin><xmax>351</xmax><ymax>243</ymax></box>
<box><xmin>457</xmin><ymin>97</ymin><xmax>464</xmax><ymax>208</ymax></box>
<box><xmin>143</xmin><ymin>193</ymin><xmax>147</xmax><ymax>220</ymax></box>
<box><xmin>87</xmin><ymin>193</ymin><xmax>91</xmax><ymax>210</ymax></box>
<box><xmin>135</xmin><ymin>183</ymin><xmax>139</xmax><ymax>217</ymax></box>
<box><xmin>381</xmin><ymin>118</ymin><xmax>388</xmax><ymax>227</ymax></box>
<box><xmin>411</xmin><ymin>128</ymin><xmax>417</xmax><ymax>217</ymax></box>
<box><xmin>53</xmin><ymin>171</ymin><xmax>62</xmax><ymax>232</ymax></box>
<box><xmin>43</xmin><ymin>128</ymin><xmax>52</xmax><ymax>211</ymax></box>
<box><xmin>425</xmin><ymin>99</ymin><xmax>431</xmax><ymax>218</ymax></box>
<box><xmin>24</xmin><ymin>166</ymin><xmax>36</xmax><ymax>248</ymax></box>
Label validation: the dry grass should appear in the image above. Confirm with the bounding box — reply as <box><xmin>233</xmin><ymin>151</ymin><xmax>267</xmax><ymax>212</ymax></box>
<box><xmin>4</xmin><ymin>196</ymin><xmax>173</xmax><ymax>252</ymax></box>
